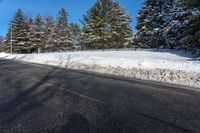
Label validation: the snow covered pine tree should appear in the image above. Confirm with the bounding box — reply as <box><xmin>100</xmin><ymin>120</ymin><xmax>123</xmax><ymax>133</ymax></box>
<box><xmin>135</xmin><ymin>0</ymin><xmax>200</xmax><ymax>56</ymax></box>
<box><xmin>179</xmin><ymin>0</ymin><xmax>200</xmax><ymax>56</ymax></box>
<box><xmin>135</xmin><ymin>0</ymin><xmax>167</xmax><ymax>49</ymax></box>
<box><xmin>5</xmin><ymin>9</ymin><xmax>28</xmax><ymax>53</ymax></box>
<box><xmin>44</xmin><ymin>16</ymin><xmax>55</xmax><ymax>52</ymax></box>
<box><xmin>0</xmin><ymin>36</ymin><xmax>3</xmax><ymax>52</ymax></box>
<box><xmin>32</xmin><ymin>15</ymin><xmax>45</xmax><ymax>53</ymax></box>
<box><xmin>53</xmin><ymin>8</ymin><xmax>72</xmax><ymax>51</ymax></box>
<box><xmin>81</xmin><ymin>0</ymin><xmax>132</xmax><ymax>49</ymax></box>
<box><xmin>69</xmin><ymin>23</ymin><xmax>82</xmax><ymax>50</ymax></box>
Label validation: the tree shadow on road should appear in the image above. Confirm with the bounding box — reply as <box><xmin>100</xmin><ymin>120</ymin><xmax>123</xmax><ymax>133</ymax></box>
<box><xmin>0</xmin><ymin>67</ymin><xmax>62</xmax><ymax>129</ymax></box>
<box><xmin>0</xmin><ymin>61</ymin><xmax>109</xmax><ymax>133</ymax></box>
<box><xmin>57</xmin><ymin>113</ymin><xmax>91</xmax><ymax>133</ymax></box>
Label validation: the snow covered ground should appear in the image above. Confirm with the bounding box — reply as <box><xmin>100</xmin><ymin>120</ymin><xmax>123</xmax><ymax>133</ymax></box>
<box><xmin>0</xmin><ymin>50</ymin><xmax>200</xmax><ymax>88</ymax></box>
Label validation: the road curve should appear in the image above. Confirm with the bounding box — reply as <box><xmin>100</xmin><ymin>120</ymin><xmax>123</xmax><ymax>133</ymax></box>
<box><xmin>0</xmin><ymin>59</ymin><xmax>200</xmax><ymax>133</ymax></box>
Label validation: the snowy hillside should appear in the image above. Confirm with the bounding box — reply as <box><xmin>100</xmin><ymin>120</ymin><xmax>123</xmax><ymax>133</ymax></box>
<box><xmin>0</xmin><ymin>50</ymin><xmax>200</xmax><ymax>88</ymax></box>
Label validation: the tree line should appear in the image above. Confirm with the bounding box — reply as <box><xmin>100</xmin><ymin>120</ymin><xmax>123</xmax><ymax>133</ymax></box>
<box><xmin>0</xmin><ymin>0</ymin><xmax>132</xmax><ymax>53</ymax></box>
<box><xmin>0</xmin><ymin>8</ymin><xmax>81</xmax><ymax>53</ymax></box>
<box><xmin>0</xmin><ymin>0</ymin><xmax>199</xmax><ymax>56</ymax></box>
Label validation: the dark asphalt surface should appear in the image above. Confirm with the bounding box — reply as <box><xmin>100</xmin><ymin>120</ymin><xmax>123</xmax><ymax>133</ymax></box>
<box><xmin>0</xmin><ymin>59</ymin><xmax>200</xmax><ymax>133</ymax></box>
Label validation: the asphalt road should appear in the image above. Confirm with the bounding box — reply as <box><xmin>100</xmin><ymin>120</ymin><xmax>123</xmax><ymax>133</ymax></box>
<box><xmin>0</xmin><ymin>59</ymin><xmax>200</xmax><ymax>133</ymax></box>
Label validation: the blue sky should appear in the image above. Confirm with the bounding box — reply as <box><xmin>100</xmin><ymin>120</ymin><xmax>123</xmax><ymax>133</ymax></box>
<box><xmin>0</xmin><ymin>0</ymin><xmax>143</xmax><ymax>36</ymax></box>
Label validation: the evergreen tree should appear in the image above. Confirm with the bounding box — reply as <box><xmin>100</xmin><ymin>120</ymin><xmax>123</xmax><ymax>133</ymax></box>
<box><xmin>135</xmin><ymin>0</ymin><xmax>200</xmax><ymax>56</ymax></box>
<box><xmin>22</xmin><ymin>15</ymin><xmax>33</xmax><ymax>53</ymax></box>
<box><xmin>109</xmin><ymin>2</ymin><xmax>133</xmax><ymax>48</ymax></box>
<box><xmin>4</xmin><ymin>27</ymin><xmax>11</xmax><ymax>52</ymax></box>
<box><xmin>54</xmin><ymin>8</ymin><xmax>72</xmax><ymax>51</ymax></box>
<box><xmin>81</xmin><ymin>0</ymin><xmax>132</xmax><ymax>49</ymax></box>
<box><xmin>162</xmin><ymin>0</ymin><xmax>193</xmax><ymax>49</ymax></box>
<box><xmin>135</xmin><ymin>0</ymin><xmax>166</xmax><ymax>48</ymax></box>
<box><xmin>179</xmin><ymin>0</ymin><xmax>200</xmax><ymax>55</ymax></box>
<box><xmin>161</xmin><ymin>0</ymin><xmax>176</xmax><ymax>49</ymax></box>
<box><xmin>5</xmin><ymin>9</ymin><xmax>27</xmax><ymax>53</ymax></box>
<box><xmin>69</xmin><ymin>23</ymin><xmax>82</xmax><ymax>48</ymax></box>
<box><xmin>0</xmin><ymin>35</ymin><xmax>3</xmax><ymax>40</ymax></box>
<box><xmin>32</xmin><ymin>15</ymin><xmax>45</xmax><ymax>53</ymax></box>
<box><xmin>44</xmin><ymin>16</ymin><xmax>55</xmax><ymax>52</ymax></box>
<box><xmin>26</xmin><ymin>18</ymin><xmax>35</xmax><ymax>53</ymax></box>
<box><xmin>0</xmin><ymin>35</ymin><xmax>3</xmax><ymax>52</ymax></box>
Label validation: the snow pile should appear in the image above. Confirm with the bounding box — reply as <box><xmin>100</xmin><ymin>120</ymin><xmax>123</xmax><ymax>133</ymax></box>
<box><xmin>0</xmin><ymin>51</ymin><xmax>200</xmax><ymax>88</ymax></box>
<box><xmin>0</xmin><ymin>52</ymin><xmax>10</xmax><ymax>57</ymax></box>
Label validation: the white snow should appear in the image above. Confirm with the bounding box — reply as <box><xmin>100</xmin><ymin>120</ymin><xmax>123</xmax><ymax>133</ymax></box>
<box><xmin>0</xmin><ymin>50</ymin><xmax>200</xmax><ymax>88</ymax></box>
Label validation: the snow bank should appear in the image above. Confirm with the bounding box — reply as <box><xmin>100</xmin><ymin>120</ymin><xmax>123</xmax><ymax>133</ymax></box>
<box><xmin>0</xmin><ymin>51</ymin><xmax>200</xmax><ymax>88</ymax></box>
<box><xmin>0</xmin><ymin>52</ymin><xmax>10</xmax><ymax>57</ymax></box>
